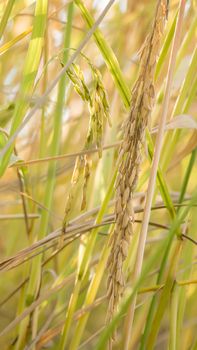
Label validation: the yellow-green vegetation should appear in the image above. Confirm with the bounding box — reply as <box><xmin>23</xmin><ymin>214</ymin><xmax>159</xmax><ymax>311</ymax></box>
<box><xmin>0</xmin><ymin>1</ymin><xmax>196</xmax><ymax>349</ymax></box>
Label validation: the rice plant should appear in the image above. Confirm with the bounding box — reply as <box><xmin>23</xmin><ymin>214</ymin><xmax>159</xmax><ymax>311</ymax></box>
<box><xmin>0</xmin><ymin>1</ymin><xmax>196</xmax><ymax>349</ymax></box>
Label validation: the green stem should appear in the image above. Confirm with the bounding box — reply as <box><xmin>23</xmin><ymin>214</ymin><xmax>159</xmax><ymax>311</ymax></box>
<box><xmin>169</xmin><ymin>283</ymin><xmax>179</xmax><ymax>350</ymax></box>
<box><xmin>147</xmin><ymin>240</ymin><xmax>182</xmax><ymax>350</ymax></box>
<box><xmin>140</xmin><ymin>146</ymin><xmax>196</xmax><ymax>350</ymax></box>
<box><xmin>0</xmin><ymin>0</ymin><xmax>15</xmax><ymax>39</ymax></box>
<box><xmin>0</xmin><ymin>0</ymin><xmax>48</xmax><ymax>176</ymax></box>
<box><xmin>161</xmin><ymin>47</ymin><xmax>197</xmax><ymax>170</ymax></box>
<box><xmin>68</xmin><ymin>227</ymin><xmax>113</xmax><ymax>350</ymax></box>
<box><xmin>96</xmin><ymin>190</ymin><xmax>197</xmax><ymax>349</ymax></box>
<box><xmin>27</xmin><ymin>0</ymin><xmax>74</xmax><ymax>300</ymax></box>
<box><xmin>14</xmin><ymin>4</ymin><xmax>74</xmax><ymax>348</ymax></box>
<box><xmin>74</xmin><ymin>0</ymin><xmax>131</xmax><ymax>108</ymax></box>
<box><xmin>59</xmin><ymin>169</ymin><xmax>117</xmax><ymax>349</ymax></box>
<box><xmin>146</xmin><ymin>130</ymin><xmax>176</xmax><ymax>219</ymax></box>
<box><xmin>155</xmin><ymin>12</ymin><xmax>177</xmax><ymax>80</ymax></box>
<box><xmin>175</xmin><ymin>149</ymin><xmax>196</xmax><ymax>348</ymax></box>
<box><xmin>178</xmin><ymin>149</ymin><xmax>196</xmax><ymax>207</ymax></box>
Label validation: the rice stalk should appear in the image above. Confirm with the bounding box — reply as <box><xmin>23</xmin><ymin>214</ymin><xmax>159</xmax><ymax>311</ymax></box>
<box><xmin>11</xmin><ymin>5</ymin><xmax>74</xmax><ymax>349</ymax></box>
<box><xmin>161</xmin><ymin>46</ymin><xmax>197</xmax><ymax>170</ymax></box>
<box><xmin>74</xmin><ymin>0</ymin><xmax>131</xmax><ymax>108</ymax></box>
<box><xmin>0</xmin><ymin>0</ymin><xmax>15</xmax><ymax>39</ymax></box>
<box><xmin>107</xmin><ymin>0</ymin><xmax>168</xmax><ymax>325</ymax></box>
<box><xmin>170</xmin><ymin>150</ymin><xmax>196</xmax><ymax>349</ymax></box>
<box><xmin>96</xmin><ymin>189</ymin><xmax>197</xmax><ymax>349</ymax></box>
<box><xmin>0</xmin><ymin>198</ymin><xmax>187</xmax><ymax>273</ymax></box>
<box><xmin>140</xmin><ymin>48</ymin><xmax>197</xmax><ymax>348</ymax></box>
<box><xmin>59</xmin><ymin>169</ymin><xmax>116</xmax><ymax>349</ymax></box>
<box><xmin>0</xmin><ymin>0</ymin><xmax>48</xmax><ymax>177</ymax></box>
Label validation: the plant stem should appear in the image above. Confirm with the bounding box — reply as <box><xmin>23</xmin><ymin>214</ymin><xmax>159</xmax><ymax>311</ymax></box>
<box><xmin>169</xmin><ymin>283</ymin><xmax>179</xmax><ymax>350</ymax></box>
<box><xmin>59</xmin><ymin>169</ymin><xmax>117</xmax><ymax>349</ymax></box>
<box><xmin>74</xmin><ymin>0</ymin><xmax>131</xmax><ymax>108</ymax></box>
<box><xmin>96</xmin><ymin>189</ymin><xmax>197</xmax><ymax>349</ymax></box>
<box><xmin>0</xmin><ymin>0</ymin><xmax>15</xmax><ymax>39</ymax></box>
<box><xmin>161</xmin><ymin>47</ymin><xmax>197</xmax><ymax>170</ymax></box>
<box><xmin>178</xmin><ymin>149</ymin><xmax>196</xmax><ymax>207</ymax></box>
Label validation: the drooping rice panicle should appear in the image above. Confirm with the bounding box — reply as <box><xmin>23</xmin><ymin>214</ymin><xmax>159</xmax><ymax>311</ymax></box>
<box><xmin>107</xmin><ymin>0</ymin><xmax>168</xmax><ymax>323</ymax></box>
<box><xmin>62</xmin><ymin>60</ymin><xmax>111</xmax><ymax>231</ymax></box>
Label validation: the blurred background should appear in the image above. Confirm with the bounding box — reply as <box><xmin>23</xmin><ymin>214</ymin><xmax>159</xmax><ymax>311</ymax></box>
<box><xmin>0</xmin><ymin>0</ymin><xmax>196</xmax><ymax>349</ymax></box>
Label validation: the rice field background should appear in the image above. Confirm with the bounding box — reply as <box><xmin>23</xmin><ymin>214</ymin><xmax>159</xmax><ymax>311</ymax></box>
<box><xmin>0</xmin><ymin>0</ymin><xmax>196</xmax><ymax>349</ymax></box>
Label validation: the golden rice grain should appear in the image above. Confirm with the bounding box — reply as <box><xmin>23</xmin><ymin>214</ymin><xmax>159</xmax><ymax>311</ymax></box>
<box><xmin>107</xmin><ymin>0</ymin><xmax>168</xmax><ymax>325</ymax></box>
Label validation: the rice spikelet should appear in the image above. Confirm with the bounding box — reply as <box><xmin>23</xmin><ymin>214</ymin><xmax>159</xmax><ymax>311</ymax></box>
<box><xmin>107</xmin><ymin>0</ymin><xmax>168</xmax><ymax>323</ymax></box>
<box><xmin>61</xmin><ymin>60</ymin><xmax>111</xmax><ymax>235</ymax></box>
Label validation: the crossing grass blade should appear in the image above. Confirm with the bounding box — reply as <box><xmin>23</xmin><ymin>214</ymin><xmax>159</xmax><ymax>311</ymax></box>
<box><xmin>74</xmin><ymin>0</ymin><xmax>131</xmax><ymax>109</ymax></box>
